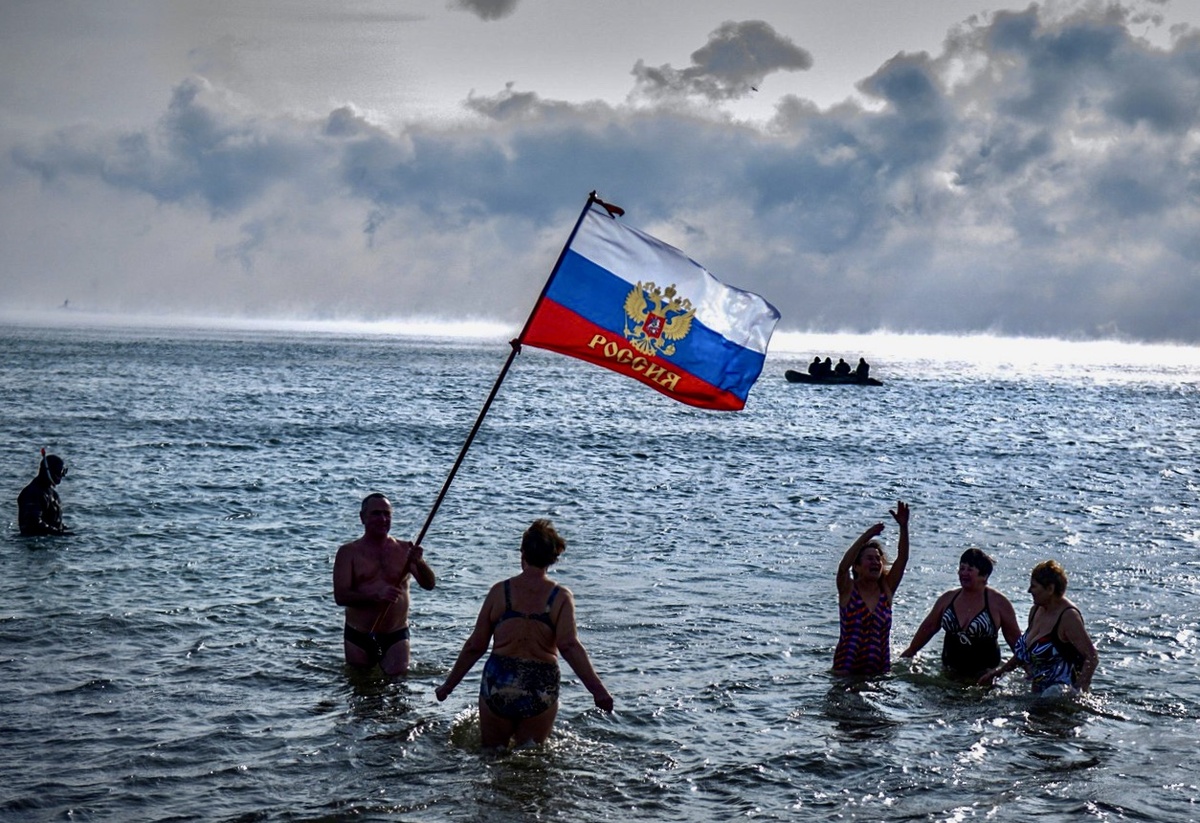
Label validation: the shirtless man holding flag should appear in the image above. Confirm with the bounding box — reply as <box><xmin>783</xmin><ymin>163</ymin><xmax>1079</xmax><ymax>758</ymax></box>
<box><xmin>334</xmin><ymin>493</ymin><xmax>436</xmax><ymax>676</ymax></box>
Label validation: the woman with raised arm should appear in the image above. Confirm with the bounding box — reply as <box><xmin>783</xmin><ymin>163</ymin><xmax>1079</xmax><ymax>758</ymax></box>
<box><xmin>833</xmin><ymin>501</ymin><xmax>910</xmax><ymax>675</ymax></box>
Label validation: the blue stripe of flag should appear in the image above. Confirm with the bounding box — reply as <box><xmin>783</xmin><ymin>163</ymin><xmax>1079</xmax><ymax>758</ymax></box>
<box><xmin>547</xmin><ymin>250</ymin><xmax>768</xmax><ymax>400</ymax></box>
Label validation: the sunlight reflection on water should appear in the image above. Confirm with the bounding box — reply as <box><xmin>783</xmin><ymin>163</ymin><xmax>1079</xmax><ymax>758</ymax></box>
<box><xmin>1</xmin><ymin>321</ymin><xmax>1199</xmax><ymax>821</ymax></box>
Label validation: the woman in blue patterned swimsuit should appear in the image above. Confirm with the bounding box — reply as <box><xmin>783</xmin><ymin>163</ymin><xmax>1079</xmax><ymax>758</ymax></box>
<box><xmin>900</xmin><ymin>548</ymin><xmax>1021</xmax><ymax>678</ymax></box>
<box><xmin>435</xmin><ymin>520</ymin><xmax>613</xmax><ymax>749</ymax></box>
<box><xmin>979</xmin><ymin>560</ymin><xmax>1099</xmax><ymax>694</ymax></box>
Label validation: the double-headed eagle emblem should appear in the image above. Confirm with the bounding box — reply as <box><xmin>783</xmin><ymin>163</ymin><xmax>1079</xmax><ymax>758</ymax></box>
<box><xmin>623</xmin><ymin>281</ymin><xmax>695</xmax><ymax>357</ymax></box>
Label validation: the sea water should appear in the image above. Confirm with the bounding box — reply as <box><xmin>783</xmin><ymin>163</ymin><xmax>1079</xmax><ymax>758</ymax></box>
<box><xmin>1</xmin><ymin>319</ymin><xmax>1198</xmax><ymax>822</ymax></box>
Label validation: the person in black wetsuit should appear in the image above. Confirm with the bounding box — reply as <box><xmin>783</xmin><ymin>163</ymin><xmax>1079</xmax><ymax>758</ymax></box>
<box><xmin>834</xmin><ymin>358</ymin><xmax>851</xmax><ymax>376</ymax></box>
<box><xmin>855</xmin><ymin>358</ymin><xmax>870</xmax><ymax>381</ymax></box>
<box><xmin>900</xmin><ymin>548</ymin><xmax>1021</xmax><ymax>678</ymax></box>
<box><xmin>435</xmin><ymin>519</ymin><xmax>612</xmax><ymax>749</ymax></box>
<box><xmin>808</xmin><ymin>356</ymin><xmax>822</xmax><ymax>376</ymax></box>
<box><xmin>17</xmin><ymin>453</ymin><xmax>69</xmax><ymax>536</ymax></box>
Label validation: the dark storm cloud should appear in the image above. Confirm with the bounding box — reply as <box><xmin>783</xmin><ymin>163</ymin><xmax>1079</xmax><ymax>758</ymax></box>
<box><xmin>6</xmin><ymin>5</ymin><xmax>1200</xmax><ymax>343</ymax></box>
<box><xmin>13</xmin><ymin>78</ymin><xmax>324</xmax><ymax>217</ymax></box>
<box><xmin>983</xmin><ymin>5</ymin><xmax>1200</xmax><ymax>133</ymax></box>
<box><xmin>632</xmin><ymin>20</ymin><xmax>813</xmax><ymax>101</ymax></box>
<box><xmin>449</xmin><ymin>0</ymin><xmax>521</xmax><ymax>22</ymax></box>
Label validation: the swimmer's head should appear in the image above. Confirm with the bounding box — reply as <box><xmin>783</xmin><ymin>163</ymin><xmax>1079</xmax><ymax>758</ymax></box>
<box><xmin>959</xmin><ymin>547</ymin><xmax>994</xmax><ymax>578</ymax></box>
<box><xmin>1031</xmin><ymin>559</ymin><xmax>1068</xmax><ymax>596</ymax></box>
<box><xmin>521</xmin><ymin>519</ymin><xmax>566</xmax><ymax>569</ymax></box>
<box><xmin>44</xmin><ymin>454</ymin><xmax>67</xmax><ymax>484</ymax></box>
<box><xmin>851</xmin><ymin>540</ymin><xmax>888</xmax><ymax>579</ymax></box>
<box><xmin>360</xmin><ymin>492</ymin><xmax>389</xmax><ymax>516</ymax></box>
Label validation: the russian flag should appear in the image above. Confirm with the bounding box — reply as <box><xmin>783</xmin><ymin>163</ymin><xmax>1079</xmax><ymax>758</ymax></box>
<box><xmin>523</xmin><ymin>202</ymin><xmax>780</xmax><ymax>411</ymax></box>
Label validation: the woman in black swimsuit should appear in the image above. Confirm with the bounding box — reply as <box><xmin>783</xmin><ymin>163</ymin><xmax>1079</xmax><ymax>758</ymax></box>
<box><xmin>900</xmin><ymin>548</ymin><xmax>1021</xmax><ymax>678</ymax></box>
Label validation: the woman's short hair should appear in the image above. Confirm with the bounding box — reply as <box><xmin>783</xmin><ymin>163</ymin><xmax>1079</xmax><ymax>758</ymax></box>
<box><xmin>1031</xmin><ymin>559</ymin><xmax>1068</xmax><ymax>596</ymax></box>
<box><xmin>522</xmin><ymin>519</ymin><xmax>566</xmax><ymax>569</ymax></box>
<box><xmin>960</xmin><ymin>548</ymin><xmax>995</xmax><ymax>578</ymax></box>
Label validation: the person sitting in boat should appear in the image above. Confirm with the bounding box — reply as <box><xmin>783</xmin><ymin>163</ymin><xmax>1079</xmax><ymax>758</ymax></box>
<box><xmin>834</xmin><ymin>358</ymin><xmax>851</xmax><ymax>376</ymax></box>
<box><xmin>856</xmin><ymin>358</ymin><xmax>870</xmax><ymax>381</ymax></box>
<box><xmin>822</xmin><ymin>357</ymin><xmax>833</xmax><ymax>376</ymax></box>
<box><xmin>808</xmin><ymin>356</ymin><xmax>822</xmax><ymax>376</ymax></box>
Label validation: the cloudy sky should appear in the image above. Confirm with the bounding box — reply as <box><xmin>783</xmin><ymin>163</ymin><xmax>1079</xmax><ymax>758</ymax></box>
<box><xmin>2</xmin><ymin>0</ymin><xmax>1199</xmax><ymax>344</ymax></box>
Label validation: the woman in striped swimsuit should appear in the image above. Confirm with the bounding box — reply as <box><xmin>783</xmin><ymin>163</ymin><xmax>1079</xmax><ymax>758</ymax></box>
<box><xmin>900</xmin><ymin>548</ymin><xmax>1021</xmax><ymax>678</ymax></box>
<box><xmin>833</xmin><ymin>501</ymin><xmax>911</xmax><ymax>676</ymax></box>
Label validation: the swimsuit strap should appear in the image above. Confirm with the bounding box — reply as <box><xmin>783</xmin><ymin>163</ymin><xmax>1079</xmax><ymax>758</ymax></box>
<box><xmin>943</xmin><ymin>588</ymin><xmax>996</xmax><ymax>639</ymax></box>
<box><xmin>977</xmin><ymin>587</ymin><xmax>992</xmax><ymax>628</ymax></box>
<box><xmin>1026</xmin><ymin>606</ymin><xmax>1079</xmax><ymax>648</ymax></box>
<box><xmin>941</xmin><ymin>591</ymin><xmax>962</xmax><ymax>632</ymax></box>
<box><xmin>534</xmin><ymin>585</ymin><xmax>561</xmax><ymax>627</ymax></box>
<box><xmin>1048</xmin><ymin>606</ymin><xmax>1085</xmax><ymax>665</ymax></box>
<box><xmin>500</xmin><ymin>579</ymin><xmax>522</xmax><ymax>622</ymax></box>
<box><xmin>1033</xmin><ymin>605</ymin><xmax>1071</xmax><ymax>642</ymax></box>
<box><xmin>499</xmin><ymin>580</ymin><xmax>559</xmax><ymax>628</ymax></box>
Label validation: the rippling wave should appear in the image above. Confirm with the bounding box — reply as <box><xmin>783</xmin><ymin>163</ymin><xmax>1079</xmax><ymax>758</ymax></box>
<box><xmin>2</xmin><ymin>322</ymin><xmax>1198</xmax><ymax>821</ymax></box>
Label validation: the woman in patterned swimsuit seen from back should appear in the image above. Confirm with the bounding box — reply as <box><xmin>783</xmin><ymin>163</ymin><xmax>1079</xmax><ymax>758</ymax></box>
<box><xmin>900</xmin><ymin>548</ymin><xmax>1021</xmax><ymax>678</ymax></box>
<box><xmin>435</xmin><ymin>519</ymin><xmax>614</xmax><ymax>749</ymax></box>
<box><xmin>833</xmin><ymin>501</ymin><xmax>911</xmax><ymax>676</ymax></box>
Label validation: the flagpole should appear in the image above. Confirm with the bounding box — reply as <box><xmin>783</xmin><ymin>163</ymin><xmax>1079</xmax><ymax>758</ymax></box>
<box><xmin>410</xmin><ymin>191</ymin><xmax>619</xmax><ymax>548</ymax></box>
<box><xmin>369</xmin><ymin>195</ymin><xmax>619</xmax><ymax>638</ymax></box>
<box><xmin>367</xmin><ymin>193</ymin><xmax>614</xmax><ymax>638</ymax></box>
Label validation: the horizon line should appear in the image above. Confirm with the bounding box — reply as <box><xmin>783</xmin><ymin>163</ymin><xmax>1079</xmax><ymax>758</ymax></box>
<box><xmin>3</xmin><ymin>308</ymin><xmax>1199</xmax><ymax>368</ymax></box>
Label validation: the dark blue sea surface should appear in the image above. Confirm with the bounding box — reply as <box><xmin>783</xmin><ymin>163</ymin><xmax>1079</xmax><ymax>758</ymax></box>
<box><xmin>2</xmin><ymin>320</ymin><xmax>1199</xmax><ymax>821</ymax></box>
